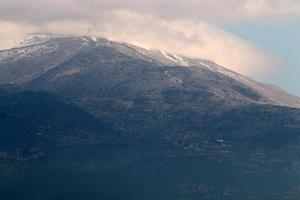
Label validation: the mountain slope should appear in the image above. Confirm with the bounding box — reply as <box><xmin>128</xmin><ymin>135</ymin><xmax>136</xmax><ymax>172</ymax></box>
<box><xmin>0</xmin><ymin>88</ymin><xmax>114</xmax><ymax>156</ymax></box>
<box><xmin>0</xmin><ymin>35</ymin><xmax>300</xmax><ymax>108</ymax></box>
<box><xmin>1</xmin><ymin>93</ymin><xmax>300</xmax><ymax>200</ymax></box>
<box><xmin>1</xmin><ymin>35</ymin><xmax>300</xmax><ymax>199</ymax></box>
<box><xmin>0</xmin><ymin>35</ymin><xmax>89</xmax><ymax>84</ymax></box>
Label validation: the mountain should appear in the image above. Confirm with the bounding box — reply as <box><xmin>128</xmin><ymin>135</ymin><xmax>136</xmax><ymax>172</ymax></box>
<box><xmin>1</xmin><ymin>34</ymin><xmax>300</xmax><ymax>109</ymax></box>
<box><xmin>0</xmin><ymin>87</ymin><xmax>115</xmax><ymax>155</ymax></box>
<box><xmin>1</xmin><ymin>34</ymin><xmax>300</xmax><ymax>199</ymax></box>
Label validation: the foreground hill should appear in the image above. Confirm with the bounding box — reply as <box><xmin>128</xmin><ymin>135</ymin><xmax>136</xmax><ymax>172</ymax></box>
<box><xmin>0</xmin><ymin>88</ymin><xmax>114</xmax><ymax>156</ymax></box>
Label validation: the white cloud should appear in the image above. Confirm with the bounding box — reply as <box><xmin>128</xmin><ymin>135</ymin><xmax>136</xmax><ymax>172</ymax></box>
<box><xmin>236</xmin><ymin>0</ymin><xmax>300</xmax><ymax>19</ymax></box>
<box><xmin>0</xmin><ymin>1</ymin><xmax>288</xmax><ymax>78</ymax></box>
<box><xmin>0</xmin><ymin>0</ymin><xmax>215</xmax><ymax>21</ymax></box>
<box><xmin>0</xmin><ymin>0</ymin><xmax>300</xmax><ymax>23</ymax></box>
<box><xmin>0</xmin><ymin>22</ymin><xmax>38</xmax><ymax>49</ymax></box>
<box><xmin>94</xmin><ymin>11</ymin><xmax>279</xmax><ymax>77</ymax></box>
<box><xmin>0</xmin><ymin>11</ymin><xmax>279</xmax><ymax>77</ymax></box>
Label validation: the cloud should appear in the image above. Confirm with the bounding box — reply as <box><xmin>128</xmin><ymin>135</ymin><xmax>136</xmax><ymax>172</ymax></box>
<box><xmin>0</xmin><ymin>0</ymin><xmax>286</xmax><ymax>77</ymax></box>
<box><xmin>0</xmin><ymin>10</ymin><xmax>279</xmax><ymax>77</ymax></box>
<box><xmin>95</xmin><ymin>11</ymin><xmax>279</xmax><ymax>77</ymax></box>
<box><xmin>0</xmin><ymin>22</ymin><xmax>38</xmax><ymax>49</ymax></box>
<box><xmin>236</xmin><ymin>0</ymin><xmax>300</xmax><ymax>20</ymax></box>
<box><xmin>0</xmin><ymin>0</ymin><xmax>299</xmax><ymax>23</ymax></box>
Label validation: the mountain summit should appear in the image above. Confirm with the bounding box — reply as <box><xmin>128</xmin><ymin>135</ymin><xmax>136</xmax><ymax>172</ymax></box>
<box><xmin>1</xmin><ymin>34</ymin><xmax>299</xmax><ymax>109</ymax></box>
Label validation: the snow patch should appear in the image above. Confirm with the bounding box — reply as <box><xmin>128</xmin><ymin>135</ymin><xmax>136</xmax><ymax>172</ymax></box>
<box><xmin>199</xmin><ymin>61</ymin><xmax>214</xmax><ymax>71</ymax></box>
<box><xmin>81</xmin><ymin>37</ymin><xmax>89</xmax><ymax>44</ymax></box>
<box><xmin>217</xmin><ymin>69</ymin><xmax>236</xmax><ymax>78</ymax></box>
<box><xmin>19</xmin><ymin>34</ymin><xmax>53</xmax><ymax>47</ymax></box>
<box><xmin>0</xmin><ymin>43</ymin><xmax>58</xmax><ymax>64</ymax></box>
<box><xmin>142</xmin><ymin>46</ymin><xmax>150</xmax><ymax>51</ymax></box>
<box><xmin>171</xmin><ymin>53</ymin><xmax>189</xmax><ymax>66</ymax></box>
<box><xmin>198</xmin><ymin>61</ymin><xmax>238</xmax><ymax>79</ymax></box>
<box><xmin>134</xmin><ymin>47</ymin><xmax>149</xmax><ymax>56</ymax></box>
<box><xmin>160</xmin><ymin>50</ymin><xmax>189</xmax><ymax>67</ymax></box>
<box><xmin>91</xmin><ymin>37</ymin><xmax>97</xmax><ymax>42</ymax></box>
<box><xmin>161</xmin><ymin>50</ymin><xmax>177</xmax><ymax>62</ymax></box>
<box><xmin>54</xmin><ymin>68</ymin><xmax>81</xmax><ymax>80</ymax></box>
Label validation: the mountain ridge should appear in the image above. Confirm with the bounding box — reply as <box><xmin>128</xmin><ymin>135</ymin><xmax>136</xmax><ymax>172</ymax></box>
<box><xmin>1</xmin><ymin>34</ymin><xmax>299</xmax><ymax>109</ymax></box>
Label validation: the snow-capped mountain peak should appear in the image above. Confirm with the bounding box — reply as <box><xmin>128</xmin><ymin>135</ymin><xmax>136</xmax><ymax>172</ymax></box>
<box><xmin>1</xmin><ymin>34</ymin><xmax>300</xmax><ymax>109</ymax></box>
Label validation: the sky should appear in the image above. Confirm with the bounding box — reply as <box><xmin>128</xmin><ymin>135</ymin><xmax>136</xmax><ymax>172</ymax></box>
<box><xmin>0</xmin><ymin>0</ymin><xmax>299</xmax><ymax>96</ymax></box>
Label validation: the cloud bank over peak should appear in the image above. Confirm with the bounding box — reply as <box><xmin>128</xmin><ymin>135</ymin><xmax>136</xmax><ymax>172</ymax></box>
<box><xmin>0</xmin><ymin>0</ymin><xmax>290</xmax><ymax>77</ymax></box>
<box><xmin>1</xmin><ymin>0</ymin><xmax>299</xmax><ymax>23</ymax></box>
<box><xmin>96</xmin><ymin>11</ymin><xmax>279</xmax><ymax>77</ymax></box>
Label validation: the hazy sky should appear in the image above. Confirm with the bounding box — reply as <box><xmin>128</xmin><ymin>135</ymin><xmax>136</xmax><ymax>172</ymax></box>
<box><xmin>0</xmin><ymin>0</ymin><xmax>299</xmax><ymax>95</ymax></box>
